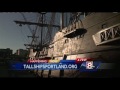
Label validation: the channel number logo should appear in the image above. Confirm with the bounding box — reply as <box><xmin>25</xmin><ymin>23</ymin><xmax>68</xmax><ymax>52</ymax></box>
<box><xmin>86</xmin><ymin>61</ymin><xmax>95</xmax><ymax>69</ymax></box>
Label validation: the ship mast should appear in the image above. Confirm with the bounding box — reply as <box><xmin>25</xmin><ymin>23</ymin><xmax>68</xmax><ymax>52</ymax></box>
<box><xmin>60</xmin><ymin>12</ymin><xmax>64</xmax><ymax>29</ymax></box>
<box><xmin>14</xmin><ymin>12</ymin><xmax>60</xmax><ymax>58</ymax></box>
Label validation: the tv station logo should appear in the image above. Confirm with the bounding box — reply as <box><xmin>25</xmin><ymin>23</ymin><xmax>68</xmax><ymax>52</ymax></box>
<box><xmin>80</xmin><ymin>61</ymin><xmax>101</xmax><ymax>72</ymax></box>
<box><xmin>86</xmin><ymin>61</ymin><xmax>95</xmax><ymax>69</ymax></box>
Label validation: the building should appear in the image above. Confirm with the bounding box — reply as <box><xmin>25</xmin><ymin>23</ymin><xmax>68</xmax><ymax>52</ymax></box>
<box><xmin>16</xmin><ymin>49</ymin><xmax>28</xmax><ymax>57</ymax></box>
<box><xmin>0</xmin><ymin>48</ymin><xmax>13</xmax><ymax>58</ymax></box>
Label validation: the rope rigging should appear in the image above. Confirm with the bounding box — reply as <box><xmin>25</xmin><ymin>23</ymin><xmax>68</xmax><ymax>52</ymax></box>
<box><xmin>20</xmin><ymin>13</ymin><xmax>33</xmax><ymax>34</ymax></box>
<box><xmin>19</xmin><ymin>26</ymin><xmax>30</xmax><ymax>45</ymax></box>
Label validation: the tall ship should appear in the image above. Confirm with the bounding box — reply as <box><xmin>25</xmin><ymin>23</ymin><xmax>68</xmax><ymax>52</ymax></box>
<box><xmin>15</xmin><ymin>12</ymin><xmax>120</xmax><ymax>77</ymax></box>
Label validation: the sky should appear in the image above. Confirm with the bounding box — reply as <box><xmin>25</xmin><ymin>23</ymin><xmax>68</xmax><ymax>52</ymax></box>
<box><xmin>0</xmin><ymin>12</ymin><xmax>64</xmax><ymax>53</ymax></box>
<box><xmin>0</xmin><ymin>12</ymin><xmax>42</xmax><ymax>53</ymax></box>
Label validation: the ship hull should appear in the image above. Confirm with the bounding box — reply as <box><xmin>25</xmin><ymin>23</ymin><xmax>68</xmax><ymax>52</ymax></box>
<box><xmin>36</xmin><ymin>13</ymin><xmax>120</xmax><ymax>78</ymax></box>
